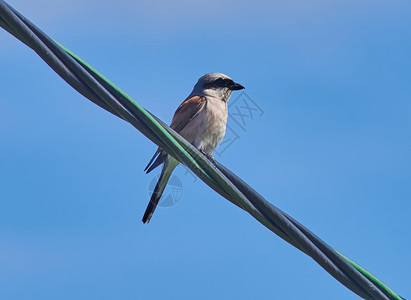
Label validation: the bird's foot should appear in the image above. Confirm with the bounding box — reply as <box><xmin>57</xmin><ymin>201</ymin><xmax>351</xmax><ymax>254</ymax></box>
<box><xmin>199</xmin><ymin>149</ymin><xmax>216</xmax><ymax>165</ymax></box>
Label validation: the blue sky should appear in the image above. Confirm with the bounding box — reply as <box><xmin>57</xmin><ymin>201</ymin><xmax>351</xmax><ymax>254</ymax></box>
<box><xmin>1</xmin><ymin>0</ymin><xmax>410</xmax><ymax>299</ymax></box>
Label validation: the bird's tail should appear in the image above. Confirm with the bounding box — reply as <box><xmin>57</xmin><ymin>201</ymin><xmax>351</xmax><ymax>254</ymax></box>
<box><xmin>142</xmin><ymin>157</ymin><xmax>178</xmax><ymax>223</ymax></box>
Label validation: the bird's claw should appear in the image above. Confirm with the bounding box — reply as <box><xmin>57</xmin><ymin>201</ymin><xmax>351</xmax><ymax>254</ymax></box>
<box><xmin>199</xmin><ymin>149</ymin><xmax>216</xmax><ymax>165</ymax></box>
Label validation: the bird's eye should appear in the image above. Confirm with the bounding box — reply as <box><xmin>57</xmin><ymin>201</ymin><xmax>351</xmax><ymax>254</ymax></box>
<box><xmin>215</xmin><ymin>78</ymin><xmax>233</xmax><ymax>88</ymax></box>
<box><xmin>203</xmin><ymin>78</ymin><xmax>232</xmax><ymax>89</ymax></box>
<box><xmin>215</xmin><ymin>78</ymin><xmax>226</xmax><ymax>86</ymax></box>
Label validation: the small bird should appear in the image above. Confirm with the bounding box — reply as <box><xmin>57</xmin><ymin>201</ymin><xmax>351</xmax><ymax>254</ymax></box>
<box><xmin>142</xmin><ymin>72</ymin><xmax>244</xmax><ymax>223</ymax></box>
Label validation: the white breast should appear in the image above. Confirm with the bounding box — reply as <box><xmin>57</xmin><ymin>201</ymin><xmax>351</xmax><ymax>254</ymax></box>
<box><xmin>181</xmin><ymin>96</ymin><xmax>228</xmax><ymax>155</ymax></box>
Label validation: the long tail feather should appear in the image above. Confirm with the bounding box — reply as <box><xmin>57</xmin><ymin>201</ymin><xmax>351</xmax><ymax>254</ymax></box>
<box><xmin>142</xmin><ymin>157</ymin><xmax>178</xmax><ymax>223</ymax></box>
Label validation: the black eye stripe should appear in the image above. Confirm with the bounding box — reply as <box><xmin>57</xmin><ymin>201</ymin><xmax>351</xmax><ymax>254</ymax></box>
<box><xmin>203</xmin><ymin>78</ymin><xmax>234</xmax><ymax>89</ymax></box>
<box><xmin>225</xmin><ymin>79</ymin><xmax>234</xmax><ymax>86</ymax></box>
<box><xmin>217</xmin><ymin>78</ymin><xmax>234</xmax><ymax>87</ymax></box>
<box><xmin>216</xmin><ymin>78</ymin><xmax>226</xmax><ymax>86</ymax></box>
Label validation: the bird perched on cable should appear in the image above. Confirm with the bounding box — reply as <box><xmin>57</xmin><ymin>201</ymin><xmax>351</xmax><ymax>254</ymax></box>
<box><xmin>142</xmin><ymin>72</ymin><xmax>244</xmax><ymax>223</ymax></box>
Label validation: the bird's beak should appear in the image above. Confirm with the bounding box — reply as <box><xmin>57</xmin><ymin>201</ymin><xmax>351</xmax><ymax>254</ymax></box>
<box><xmin>230</xmin><ymin>82</ymin><xmax>245</xmax><ymax>90</ymax></box>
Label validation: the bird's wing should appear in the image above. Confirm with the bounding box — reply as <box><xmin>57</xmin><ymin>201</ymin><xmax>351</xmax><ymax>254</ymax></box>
<box><xmin>170</xmin><ymin>95</ymin><xmax>207</xmax><ymax>132</ymax></box>
<box><xmin>145</xmin><ymin>96</ymin><xmax>206</xmax><ymax>174</ymax></box>
<box><xmin>144</xmin><ymin>148</ymin><xmax>163</xmax><ymax>173</ymax></box>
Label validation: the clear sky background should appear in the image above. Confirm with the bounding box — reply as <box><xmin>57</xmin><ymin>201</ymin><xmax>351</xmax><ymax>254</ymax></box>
<box><xmin>0</xmin><ymin>0</ymin><xmax>410</xmax><ymax>299</ymax></box>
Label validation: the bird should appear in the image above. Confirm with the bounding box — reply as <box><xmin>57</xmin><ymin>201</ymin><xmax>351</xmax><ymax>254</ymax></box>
<box><xmin>142</xmin><ymin>72</ymin><xmax>245</xmax><ymax>223</ymax></box>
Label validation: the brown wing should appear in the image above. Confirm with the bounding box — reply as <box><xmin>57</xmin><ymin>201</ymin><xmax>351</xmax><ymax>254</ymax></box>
<box><xmin>170</xmin><ymin>96</ymin><xmax>206</xmax><ymax>133</ymax></box>
<box><xmin>145</xmin><ymin>96</ymin><xmax>206</xmax><ymax>174</ymax></box>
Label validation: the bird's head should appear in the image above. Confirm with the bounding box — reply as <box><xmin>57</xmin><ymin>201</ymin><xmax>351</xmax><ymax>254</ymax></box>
<box><xmin>191</xmin><ymin>72</ymin><xmax>244</xmax><ymax>102</ymax></box>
